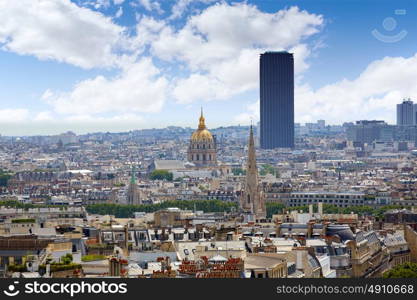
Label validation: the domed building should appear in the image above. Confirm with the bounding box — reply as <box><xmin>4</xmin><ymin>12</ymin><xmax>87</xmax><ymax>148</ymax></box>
<box><xmin>187</xmin><ymin>110</ymin><xmax>217</xmax><ymax>167</ymax></box>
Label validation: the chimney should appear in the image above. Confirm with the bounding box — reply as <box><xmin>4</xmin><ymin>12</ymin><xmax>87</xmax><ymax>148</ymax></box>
<box><xmin>324</xmin><ymin>235</ymin><xmax>333</xmax><ymax>246</ymax></box>
<box><xmin>124</xmin><ymin>225</ymin><xmax>129</xmax><ymax>257</ymax></box>
<box><xmin>307</xmin><ymin>221</ymin><xmax>315</xmax><ymax>238</ymax></box>
<box><xmin>322</xmin><ymin>222</ymin><xmax>331</xmax><ymax>236</ymax></box>
<box><xmin>318</xmin><ymin>202</ymin><xmax>323</xmax><ymax>216</ymax></box>
<box><xmin>275</xmin><ymin>222</ymin><xmax>282</xmax><ymax>237</ymax></box>
<box><xmin>298</xmin><ymin>235</ymin><xmax>306</xmax><ymax>246</ymax></box>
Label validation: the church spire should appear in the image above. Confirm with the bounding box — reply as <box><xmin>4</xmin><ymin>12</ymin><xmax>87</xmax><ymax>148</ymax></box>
<box><xmin>246</xmin><ymin>125</ymin><xmax>258</xmax><ymax>185</ymax></box>
<box><xmin>128</xmin><ymin>165</ymin><xmax>141</xmax><ymax>205</ymax></box>
<box><xmin>198</xmin><ymin>107</ymin><xmax>206</xmax><ymax>130</ymax></box>
<box><xmin>240</xmin><ymin>125</ymin><xmax>266</xmax><ymax>220</ymax></box>
<box><xmin>130</xmin><ymin>165</ymin><xmax>136</xmax><ymax>185</ymax></box>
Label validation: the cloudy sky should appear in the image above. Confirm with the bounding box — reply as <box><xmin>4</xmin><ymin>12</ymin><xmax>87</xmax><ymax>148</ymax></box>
<box><xmin>1</xmin><ymin>0</ymin><xmax>417</xmax><ymax>135</ymax></box>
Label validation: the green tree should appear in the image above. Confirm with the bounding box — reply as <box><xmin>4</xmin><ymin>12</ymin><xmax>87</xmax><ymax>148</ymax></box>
<box><xmin>232</xmin><ymin>168</ymin><xmax>246</xmax><ymax>176</ymax></box>
<box><xmin>86</xmin><ymin>200</ymin><xmax>238</xmax><ymax>218</ymax></box>
<box><xmin>0</xmin><ymin>169</ymin><xmax>12</xmax><ymax>187</ymax></box>
<box><xmin>260</xmin><ymin>164</ymin><xmax>276</xmax><ymax>176</ymax></box>
<box><xmin>61</xmin><ymin>253</ymin><xmax>73</xmax><ymax>265</ymax></box>
<box><xmin>383</xmin><ymin>262</ymin><xmax>417</xmax><ymax>278</ymax></box>
<box><xmin>266</xmin><ymin>203</ymin><xmax>286</xmax><ymax>218</ymax></box>
<box><xmin>150</xmin><ymin>170</ymin><xmax>173</xmax><ymax>181</ymax></box>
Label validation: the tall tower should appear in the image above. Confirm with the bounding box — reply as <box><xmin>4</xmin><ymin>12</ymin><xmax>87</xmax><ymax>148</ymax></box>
<box><xmin>397</xmin><ymin>98</ymin><xmax>416</xmax><ymax>126</ymax></box>
<box><xmin>260</xmin><ymin>51</ymin><xmax>294</xmax><ymax>149</ymax></box>
<box><xmin>127</xmin><ymin>166</ymin><xmax>141</xmax><ymax>205</ymax></box>
<box><xmin>187</xmin><ymin>109</ymin><xmax>217</xmax><ymax>167</ymax></box>
<box><xmin>240</xmin><ymin>126</ymin><xmax>266</xmax><ymax>220</ymax></box>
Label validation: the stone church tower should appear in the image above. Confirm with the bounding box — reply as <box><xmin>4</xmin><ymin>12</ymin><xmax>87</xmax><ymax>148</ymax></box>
<box><xmin>240</xmin><ymin>126</ymin><xmax>266</xmax><ymax>220</ymax></box>
<box><xmin>127</xmin><ymin>166</ymin><xmax>141</xmax><ymax>205</ymax></box>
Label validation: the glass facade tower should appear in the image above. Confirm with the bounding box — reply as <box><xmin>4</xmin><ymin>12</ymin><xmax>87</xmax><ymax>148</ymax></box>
<box><xmin>260</xmin><ymin>51</ymin><xmax>294</xmax><ymax>149</ymax></box>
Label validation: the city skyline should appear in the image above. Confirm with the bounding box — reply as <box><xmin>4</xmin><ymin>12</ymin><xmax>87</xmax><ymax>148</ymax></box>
<box><xmin>1</xmin><ymin>0</ymin><xmax>417</xmax><ymax>136</ymax></box>
<box><xmin>2</xmin><ymin>0</ymin><xmax>417</xmax><ymax>284</ymax></box>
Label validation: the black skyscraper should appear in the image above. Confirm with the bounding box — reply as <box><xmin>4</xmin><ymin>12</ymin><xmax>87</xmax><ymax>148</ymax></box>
<box><xmin>260</xmin><ymin>51</ymin><xmax>294</xmax><ymax>149</ymax></box>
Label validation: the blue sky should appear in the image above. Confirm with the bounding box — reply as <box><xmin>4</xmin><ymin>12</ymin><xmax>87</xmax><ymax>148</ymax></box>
<box><xmin>1</xmin><ymin>0</ymin><xmax>417</xmax><ymax>135</ymax></box>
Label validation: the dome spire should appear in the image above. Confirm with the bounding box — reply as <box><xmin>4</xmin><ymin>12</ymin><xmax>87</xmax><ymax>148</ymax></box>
<box><xmin>198</xmin><ymin>107</ymin><xmax>206</xmax><ymax>130</ymax></box>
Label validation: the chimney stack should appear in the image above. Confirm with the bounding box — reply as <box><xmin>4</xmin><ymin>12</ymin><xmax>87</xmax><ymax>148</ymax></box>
<box><xmin>124</xmin><ymin>225</ymin><xmax>129</xmax><ymax>257</ymax></box>
<box><xmin>318</xmin><ymin>202</ymin><xmax>323</xmax><ymax>216</ymax></box>
<box><xmin>275</xmin><ymin>221</ymin><xmax>282</xmax><ymax>237</ymax></box>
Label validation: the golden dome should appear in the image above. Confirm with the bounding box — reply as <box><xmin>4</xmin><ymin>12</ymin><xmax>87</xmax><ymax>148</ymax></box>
<box><xmin>191</xmin><ymin>109</ymin><xmax>214</xmax><ymax>142</ymax></box>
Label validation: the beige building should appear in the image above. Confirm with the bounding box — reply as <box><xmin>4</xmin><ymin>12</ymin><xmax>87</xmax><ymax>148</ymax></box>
<box><xmin>404</xmin><ymin>225</ymin><xmax>417</xmax><ymax>263</ymax></box>
<box><xmin>384</xmin><ymin>233</ymin><xmax>410</xmax><ymax>268</ymax></box>
<box><xmin>244</xmin><ymin>253</ymin><xmax>287</xmax><ymax>278</ymax></box>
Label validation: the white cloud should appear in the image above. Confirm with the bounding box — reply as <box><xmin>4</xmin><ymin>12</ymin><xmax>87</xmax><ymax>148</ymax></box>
<box><xmin>0</xmin><ymin>109</ymin><xmax>29</xmax><ymax>122</ymax></box>
<box><xmin>84</xmin><ymin>0</ymin><xmax>111</xmax><ymax>10</ymax></box>
<box><xmin>113</xmin><ymin>0</ymin><xmax>125</xmax><ymax>5</ymax></box>
<box><xmin>0</xmin><ymin>112</ymin><xmax>148</xmax><ymax>136</ymax></box>
<box><xmin>233</xmin><ymin>54</ymin><xmax>417</xmax><ymax>125</ymax></box>
<box><xmin>34</xmin><ymin>111</ymin><xmax>54</xmax><ymax>121</ymax></box>
<box><xmin>63</xmin><ymin>113</ymin><xmax>144</xmax><ymax>123</ymax></box>
<box><xmin>234</xmin><ymin>100</ymin><xmax>259</xmax><ymax>124</ymax></box>
<box><xmin>169</xmin><ymin>0</ymin><xmax>217</xmax><ymax>20</ymax></box>
<box><xmin>43</xmin><ymin>58</ymin><xmax>168</xmax><ymax>115</ymax></box>
<box><xmin>115</xmin><ymin>6</ymin><xmax>123</xmax><ymax>18</ymax></box>
<box><xmin>138</xmin><ymin>0</ymin><xmax>163</xmax><ymax>14</ymax></box>
<box><xmin>296</xmin><ymin>54</ymin><xmax>417</xmax><ymax>124</ymax></box>
<box><xmin>136</xmin><ymin>3</ymin><xmax>323</xmax><ymax>103</ymax></box>
<box><xmin>149</xmin><ymin>5</ymin><xmax>322</xmax><ymax>67</ymax></box>
<box><xmin>0</xmin><ymin>0</ymin><xmax>128</xmax><ymax>69</ymax></box>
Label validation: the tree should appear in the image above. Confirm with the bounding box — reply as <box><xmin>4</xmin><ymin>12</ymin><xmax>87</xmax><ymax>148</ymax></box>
<box><xmin>383</xmin><ymin>262</ymin><xmax>417</xmax><ymax>278</ymax></box>
<box><xmin>266</xmin><ymin>203</ymin><xmax>285</xmax><ymax>218</ymax></box>
<box><xmin>150</xmin><ymin>170</ymin><xmax>173</xmax><ymax>181</ymax></box>
<box><xmin>61</xmin><ymin>253</ymin><xmax>73</xmax><ymax>265</ymax></box>
<box><xmin>0</xmin><ymin>169</ymin><xmax>12</xmax><ymax>187</ymax></box>
<box><xmin>231</xmin><ymin>168</ymin><xmax>245</xmax><ymax>176</ymax></box>
<box><xmin>260</xmin><ymin>164</ymin><xmax>276</xmax><ymax>176</ymax></box>
<box><xmin>86</xmin><ymin>200</ymin><xmax>238</xmax><ymax>218</ymax></box>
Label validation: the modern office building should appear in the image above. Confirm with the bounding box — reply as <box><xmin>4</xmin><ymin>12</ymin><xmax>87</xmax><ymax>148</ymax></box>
<box><xmin>260</xmin><ymin>51</ymin><xmax>294</xmax><ymax>149</ymax></box>
<box><xmin>346</xmin><ymin>120</ymin><xmax>394</xmax><ymax>144</ymax></box>
<box><xmin>397</xmin><ymin>99</ymin><xmax>416</xmax><ymax>126</ymax></box>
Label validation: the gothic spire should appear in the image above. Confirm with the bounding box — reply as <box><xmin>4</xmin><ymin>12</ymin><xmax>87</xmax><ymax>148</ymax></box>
<box><xmin>130</xmin><ymin>165</ymin><xmax>136</xmax><ymax>185</ymax></box>
<box><xmin>246</xmin><ymin>125</ymin><xmax>257</xmax><ymax>179</ymax></box>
